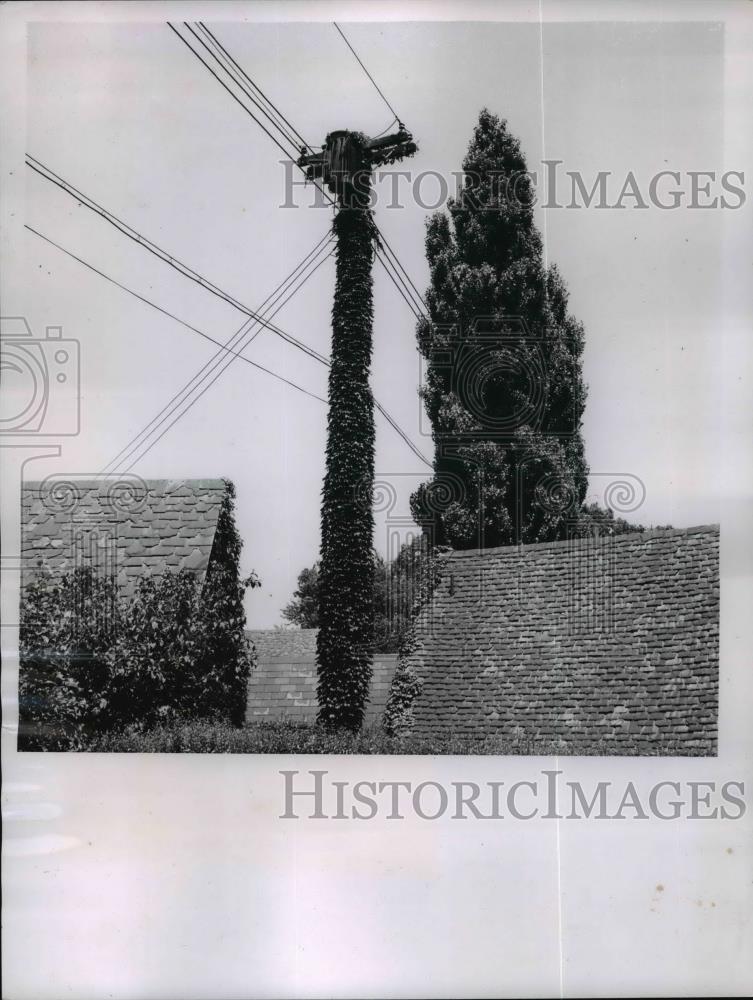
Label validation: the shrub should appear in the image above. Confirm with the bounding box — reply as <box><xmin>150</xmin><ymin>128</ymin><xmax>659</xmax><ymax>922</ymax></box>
<box><xmin>103</xmin><ymin>568</ymin><xmax>254</xmax><ymax>731</ymax></box>
<box><xmin>19</xmin><ymin>566</ymin><xmax>120</xmax><ymax>750</ymax></box>
<box><xmin>19</xmin><ymin>481</ymin><xmax>259</xmax><ymax>750</ymax></box>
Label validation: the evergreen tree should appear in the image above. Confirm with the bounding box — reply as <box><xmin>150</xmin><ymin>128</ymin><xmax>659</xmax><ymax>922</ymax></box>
<box><xmin>412</xmin><ymin>110</ymin><xmax>590</xmax><ymax>547</ymax></box>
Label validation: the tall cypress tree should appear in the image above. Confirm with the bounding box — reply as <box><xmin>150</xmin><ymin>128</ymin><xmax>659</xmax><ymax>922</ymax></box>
<box><xmin>412</xmin><ymin>109</ymin><xmax>589</xmax><ymax>547</ymax></box>
<box><xmin>316</xmin><ymin>198</ymin><xmax>376</xmax><ymax>731</ymax></box>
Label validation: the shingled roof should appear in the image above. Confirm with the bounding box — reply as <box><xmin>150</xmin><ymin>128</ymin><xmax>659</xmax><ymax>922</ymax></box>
<box><xmin>21</xmin><ymin>477</ymin><xmax>228</xmax><ymax>599</ymax></box>
<box><xmin>404</xmin><ymin>525</ymin><xmax>720</xmax><ymax>754</ymax></box>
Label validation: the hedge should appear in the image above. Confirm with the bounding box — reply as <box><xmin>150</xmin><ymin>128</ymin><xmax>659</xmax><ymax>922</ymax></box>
<box><xmin>85</xmin><ymin>718</ymin><xmax>705</xmax><ymax>756</ymax></box>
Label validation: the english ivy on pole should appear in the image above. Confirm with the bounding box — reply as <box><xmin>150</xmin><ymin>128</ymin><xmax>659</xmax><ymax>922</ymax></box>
<box><xmin>298</xmin><ymin>127</ymin><xmax>417</xmax><ymax>730</ymax></box>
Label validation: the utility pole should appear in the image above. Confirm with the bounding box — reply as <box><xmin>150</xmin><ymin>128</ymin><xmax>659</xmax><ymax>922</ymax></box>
<box><xmin>299</xmin><ymin>126</ymin><xmax>417</xmax><ymax>730</ymax></box>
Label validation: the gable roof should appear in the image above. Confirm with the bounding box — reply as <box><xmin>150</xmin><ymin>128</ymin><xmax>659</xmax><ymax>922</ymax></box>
<box><xmin>21</xmin><ymin>477</ymin><xmax>227</xmax><ymax>599</ymax></box>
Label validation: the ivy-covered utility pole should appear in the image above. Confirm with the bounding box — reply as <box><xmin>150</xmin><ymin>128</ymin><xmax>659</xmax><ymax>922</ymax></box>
<box><xmin>298</xmin><ymin>127</ymin><xmax>416</xmax><ymax>730</ymax></box>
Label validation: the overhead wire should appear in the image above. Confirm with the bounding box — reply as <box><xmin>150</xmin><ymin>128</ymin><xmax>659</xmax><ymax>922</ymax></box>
<box><xmin>27</xmin><ymin>220</ymin><xmax>432</xmax><ymax>468</ymax></box>
<box><xmin>25</xmin><ymin>224</ymin><xmax>329</xmax><ymax>407</ymax></box>
<box><xmin>329</xmin><ymin>23</ymin><xmax>430</xmax><ymax>319</ymax></box>
<box><xmin>332</xmin><ymin>22</ymin><xmax>402</xmax><ymax>123</ymax></box>
<box><xmin>26</xmin><ymin>24</ymin><xmax>433</xmax><ymax>472</ymax></box>
<box><xmin>169</xmin><ymin>21</ymin><xmax>337</xmax><ymax>213</ymax></box>
<box><xmin>370</xmin><ymin>115</ymin><xmax>400</xmax><ymax>140</ymax></box>
<box><xmin>167</xmin><ymin>22</ymin><xmax>297</xmax><ymax>162</ymax></box>
<box><xmin>375</xmin><ymin>230</ymin><xmax>429</xmax><ymax>317</ymax></box>
<box><xmin>375</xmin><ymin>253</ymin><xmax>422</xmax><ymax>322</ymax></box>
<box><xmin>196</xmin><ymin>21</ymin><xmax>314</xmax><ymax>153</ymax></box>
<box><xmin>173</xmin><ymin>18</ymin><xmax>429</xmax><ymax>327</ymax></box>
<box><xmin>103</xmin><ymin>237</ymin><xmax>335</xmax><ymax>474</ymax></box>
<box><xmin>25</xmin><ymin>154</ymin><xmax>333</xmax><ymax>354</ymax></box>
<box><xmin>171</xmin><ymin>20</ymin><xmax>432</xmax><ymax>327</ymax></box>
<box><xmin>168</xmin><ymin>20</ymin><xmax>433</xmax><ymax>466</ymax></box>
<box><xmin>182</xmin><ymin>21</ymin><xmax>303</xmax><ymax>156</ymax></box>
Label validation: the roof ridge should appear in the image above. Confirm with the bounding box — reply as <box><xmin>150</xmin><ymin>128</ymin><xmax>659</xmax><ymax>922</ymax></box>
<box><xmin>23</xmin><ymin>478</ymin><xmax>228</xmax><ymax>490</ymax></box>
<box><xmin>446</xmin><ymin>524</ymin><xmax>720</xmax><ymax>559</ymax></box>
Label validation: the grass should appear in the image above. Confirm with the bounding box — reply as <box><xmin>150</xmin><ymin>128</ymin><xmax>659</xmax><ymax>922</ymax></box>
<box><xmin>84</xmin><ymin>718</ymin><xmax>711</xmax><ymax>756</ymax></box>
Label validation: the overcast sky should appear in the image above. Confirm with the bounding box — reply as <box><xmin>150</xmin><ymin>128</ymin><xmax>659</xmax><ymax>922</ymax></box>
<box><xmin>16</xmin><ymin>14</ymin><xmax>738</xmax><ymax>626</ymax></box>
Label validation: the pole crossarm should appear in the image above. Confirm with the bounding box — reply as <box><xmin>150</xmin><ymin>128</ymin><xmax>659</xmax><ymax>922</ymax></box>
<box><xmin>298</xmin><ymin>127</ymin><xmax>417</xmax><ymax>204</ymax></box>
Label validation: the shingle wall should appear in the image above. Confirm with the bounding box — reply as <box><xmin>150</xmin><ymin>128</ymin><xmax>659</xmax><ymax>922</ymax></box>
<box><xmin>246</xmin><ymin>629</ymin><xmax>319</xmax><ymax>660</ymax></box>
<box><xmin>245</xmin><ymin>629</ymin><xmax>398</xmax><ymax>727</ymax></box>
<box><xmin>405</xmin><ymin>526</ymin><xmax>719</xmax><ymax>754</ymax></box>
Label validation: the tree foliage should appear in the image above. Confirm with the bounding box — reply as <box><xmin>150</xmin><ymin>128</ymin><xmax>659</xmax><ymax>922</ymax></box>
<box><xmin>284</xmin><ymin>538</ymin><xmax>434</xmax><ymax>654</ymax></box>
<box><xmin>282</xmin><ymin>563</ymin><xmax>321</xmax><ymax>629</ymax></box>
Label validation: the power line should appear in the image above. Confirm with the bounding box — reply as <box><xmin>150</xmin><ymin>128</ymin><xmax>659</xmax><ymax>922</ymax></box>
<box><xmin>95</xmin><ymin>228</ymin><xmax>334</xmax><ymax>474</ymax></box>
<box><xmin>32</xmin><ymin>221</ymin><xmax>432</xmax><ymax>467</ymax></box>
<box><xmin>27</xmin><ymin>222</ymin><xmax>431</xmax><ymax>468</ymax></box>
<box><xmin>196</xmin><ymin>21</ymin><xmax>313</xmax><ymax>153</ymax></box>
<box><xmin>117</xmin><ymin>249</ymin><xmax>336</xmax><ymax>474</ymax></box>
<box><xmin>328</xmin><ymin>24</ymin><xmax>428</xmax><ymax>317</ymax></box>
<box><xmin>193</xmin><ymin>23</ymin><xmax>302</xmax><ymax>152</ymax></box>
<box><xmin>169</xmin><ymin>21</ymin><xmax>337</xmax><ymax>212</ymax></box>
<box><xmin>105</xmin><ymin>233</ymin><xmax>333</xmax><ymax>475</ymax></box>
<box><xmin>182</xmin><ymin>21</ymin><xmax>303</xmax><ymax>157</ymax></box>
<box><xmin>167</xmin><ymin>22</ymin><xmax>298</xmax><ymax>162</ymax></box>
<box><xmin>168</xmin><ymin>27</ymin><xmax>432</xmax><ymax>463</ymax></box>
<box><xmin>155</xmin><ymin>24</ymin><xmax>431</xmax><ymax>466</ymax></box>
<box><xmin>27</xmin><ymin>41</ymin><xmax>431</xmax><ymax>470</ymax></box>
<box><xmin>25</xmin><ymin>154</ymin><xmax>333</xmax><ymax>352</ymax></box>
<box><xmin>25</xmin><ymin>224</ymin><xmax>329</xmax><ymax>405</ymax></box>
<box><xmin>374</xmin><ymin>400</ymin><xmax>432</xmax><ymax>467</ymax></box>
<box><xmin>104</xmin><ymin>238</ymin><xmax>336</xmax><ymax>474</ymax></box>
<box><xmin>108</xmin><ymin>232</ymin><xmax>432</xmax><ymax>473</ymax></box>
<box><xmin>333</xmin><ymin>22</ymin><xmax>402</xmax><ymax>124</ymax></box>
<box><xmin>169</xmin><ymin>20</ymin><xmax>430</xmax><ymax>325</ymax></box>
<box><xmin>184</xmin><ymin>21</ymin><xmax>429</xmax><ymax>331</ymax></box>
<box><xmin>168</xmin><ymin>28</ymin><xmax>431</xmax><ymax>328</ymax></box>
<box><xmin>28</xmin><ymin>153</ymin><xmax>430</xmax><ymax>464</ymax></box>
<box><xmin>27</xmin><ymin>153</ymin><xmax>257</xmax><ymax>313</ymax></box>
<box><xmin>375</xmin><ymin>250</ymin><xmax>422</xmax><ymax>321</ymax></box>
<box><xmin>375</xmin><ymin>227</ymin><xmax>429</xmax><ymax>316</ymax></box>
<box><xmin>371</xmin><ymin>115</ymin><xmax>400</xmax><ymax>140</ymax></box>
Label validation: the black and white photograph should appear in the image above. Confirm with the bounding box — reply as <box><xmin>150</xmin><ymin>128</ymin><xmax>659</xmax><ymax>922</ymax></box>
<box><xmin>2</xmin><ymin>2</ymin><xmax>752</xmax><ymax>997</ymax></box>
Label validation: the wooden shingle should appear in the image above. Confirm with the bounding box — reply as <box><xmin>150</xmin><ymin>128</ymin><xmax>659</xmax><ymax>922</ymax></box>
<box><xmin>21</xmin><ymin>477</ymin><xmax>227</xmax><ymax>599</ymax></box>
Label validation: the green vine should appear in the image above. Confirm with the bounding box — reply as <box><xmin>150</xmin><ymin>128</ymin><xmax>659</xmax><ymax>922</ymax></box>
<box><xmin>317</xmin><ymin>196</ymin><xmax>377</xmax><ymax>731</ymax></box>
<box><xmin>382</xmin><ymin>542</ymin><xmax>451</xmax><ymax>736</ymax></box>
